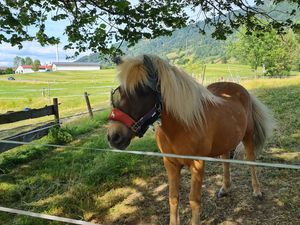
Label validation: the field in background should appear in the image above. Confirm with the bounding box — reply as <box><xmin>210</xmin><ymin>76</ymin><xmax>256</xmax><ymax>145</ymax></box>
<box><xmin>183</xmin><ymin>63</ymin><xmax>262</xmax><ymax>78</ymax></box>
<box><xmin>0</xmin><ymin>70</ymin><xmax>117</xmax><ymax>134</ymax></box>
<box><xmin>0</xmin><ymin>69</ymin><xmax>117</xmax><ymax>113</ymax></box>
<box><xmin>1</xmin><ymin>64</ymin><xmax>299</xmax><ymax>135</ymax></box>
<box><xmin>0</xmin><ymin>75</ymin><xmax>299</xmax><ymax>225</ymax></box>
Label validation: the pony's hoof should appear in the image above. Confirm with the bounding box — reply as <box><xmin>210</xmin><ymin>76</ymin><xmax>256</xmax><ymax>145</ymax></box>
<box><xmin>217</xmin><ymin>188</ymin><xmax>229</xmax><ymax>198</ymax></box>
<box><xmin>253</xmin><ymin>191</ymin><xmax>264</xmax><ymax>201</ymax></box>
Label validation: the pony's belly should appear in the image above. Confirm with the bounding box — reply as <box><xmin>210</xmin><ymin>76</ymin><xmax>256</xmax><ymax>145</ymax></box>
<box><xmin>156</xmin><ymin>127</ymin><xmax>213</xmax><ymax>165</ymax></box>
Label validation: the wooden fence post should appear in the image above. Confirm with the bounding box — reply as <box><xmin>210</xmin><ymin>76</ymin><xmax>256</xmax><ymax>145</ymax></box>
<box><xmin>84</xmin><ymin>92</ymin><xmax>93</xmax><ymax>118</ymax></box>
<box><xmin>53</xmin><ymin>98</ymin><xmax>60</xmax><ymax>124</ymax></box>
<box><xmin>48</xmin><ymin>81</ymin><xmax>51</xmax><ymax>103</ymax></box>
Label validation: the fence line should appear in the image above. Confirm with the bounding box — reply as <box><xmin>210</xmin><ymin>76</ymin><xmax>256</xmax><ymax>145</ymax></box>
<box><xmin>6</xmin><ymin>123</ymin><xmax>59</xmax><ymax>140</ymax></box>
<box><xmin>56</xmin><ymin>92</ymin><xmax>110</xmax><ymax>98</ymax></box>
<box><xmin>0</xmin><ymin>139</ymin><xmax>299</xmax><ymax>170</ymax></box>
<box><xmin>0</xmin><ymin>93</ymin><xmax>110</xmax><ymax>101</ymax></box>
<box><xmin>0</xmin><ymin>121</ymin><xmax>58</xmax><ymax>140</ymax></box>
<box><xmin>0</xmin><ymin>206</ymin><xmax>101</xmax><ymax>225</ymax></box>
<box><xmin>60</xmin><ymin>107</ymin><xmax>110</xmax><ymax>121</ymax></box>
<box><xmin>0</xmin><ymin>105</ymin><xmax>110</xmax><ymax>150</ymax></box>
<box><xmin>0</xmin><ymin>97</ymin><xmax>28</xmax><ymax>100</ymax></box>
<box><xmin>0</xmin><ymin>86</ymin><xmax>113</xmax><ymax>95</ymax></box>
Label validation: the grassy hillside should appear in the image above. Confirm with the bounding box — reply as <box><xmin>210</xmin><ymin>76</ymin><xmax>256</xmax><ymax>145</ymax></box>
<box><xmin>0</xmin><ymin>75</ymin><xmax>299</xmax><ymax>225</ymax></box>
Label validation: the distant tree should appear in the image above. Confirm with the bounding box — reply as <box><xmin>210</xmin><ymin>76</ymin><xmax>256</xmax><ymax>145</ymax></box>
<box><xmin>221</xmin><ymin>56</ymin><xmax>228</xmax><ymax>64</ymax></box>
<box><xmin>13</xmin><ymin>56</ymin><xmax>24</xmax><ymax>67</ymax></box>
<box><xmin>228</xmin><ymin>28</ymin><xmax>299</xmax><ymax>76</ymax></box>
<box><xmin>24</xmin><ymin>57</ymin><xmax>33</xmax><ymax>65</ymax></box>
<box><xmin>32</xmin><ymin>60</ymin><xmax>41</xmax><ymax>71</ymax></box>
<box><xmin>4</xmin><ymin>68</ymin><xmax>14</xmax><ymax>74</ymax></box>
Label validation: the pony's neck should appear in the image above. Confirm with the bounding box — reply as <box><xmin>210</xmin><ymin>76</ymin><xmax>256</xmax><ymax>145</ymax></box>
<box><xmin>159</xmin><ymin>109</ymin><xmax>197</xmax><ymax>136</ymax></box>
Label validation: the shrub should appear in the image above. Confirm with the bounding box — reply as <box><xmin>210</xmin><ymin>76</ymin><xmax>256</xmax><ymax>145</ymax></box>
<box><xmin>48</xmin><ymin>127</ymin><xmax>73</xmax><ymax>144</ymax></box>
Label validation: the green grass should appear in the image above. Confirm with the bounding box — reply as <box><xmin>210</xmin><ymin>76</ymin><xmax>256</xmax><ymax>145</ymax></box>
<box><xmin>242</xmin><ymin>76</ymin><xmax>300</xmax><ymax>152</ymax></box>
<box><xmin>0</xmin><ymin>69</ymin><xmax>299</xmax><ymax>225</ymax></box>
<box><xmin>0</xmin><ymin>110</ymin><xmax>160</xmax><ymax>225</ymax></box>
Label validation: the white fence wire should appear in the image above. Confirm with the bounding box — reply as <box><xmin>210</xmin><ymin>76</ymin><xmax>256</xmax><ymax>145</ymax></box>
<box><xmin>0</xmin><ymin>206</ymin><xmax>101</xmax><ymax>225</ymax></box>
<box><xmin>0</xmin><ymin>139</ymin><xmax>299</xmax><ymax>170</ymax></box>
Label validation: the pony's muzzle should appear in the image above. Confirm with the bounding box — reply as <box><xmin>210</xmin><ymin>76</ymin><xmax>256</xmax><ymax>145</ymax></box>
<box><xmin>106</xmin><ymin>121</ymin><xmax>133</xmax><ymax>150</ymax></box>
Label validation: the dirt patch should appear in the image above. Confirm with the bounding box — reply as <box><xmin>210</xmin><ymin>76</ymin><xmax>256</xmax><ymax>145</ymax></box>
<box><xmin>92</xmin><ymin>152</ymin><xmax>300</xmax><ymax>225</ymax></box>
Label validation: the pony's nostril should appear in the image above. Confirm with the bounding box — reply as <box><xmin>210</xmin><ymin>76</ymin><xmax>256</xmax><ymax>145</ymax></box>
<box><xmin>111</xmin><ymin>133</ymin><xmax>122</xmax><ymax>144</ymax></box>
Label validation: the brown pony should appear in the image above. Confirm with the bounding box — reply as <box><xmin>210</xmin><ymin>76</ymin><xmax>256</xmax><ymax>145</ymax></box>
<box><xmin>106</xmin><ymin>55</ymin><xmax>274</xmax><ymax>225</ymax></box>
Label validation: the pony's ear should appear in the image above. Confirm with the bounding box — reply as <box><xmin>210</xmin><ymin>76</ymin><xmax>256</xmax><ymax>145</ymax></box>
<box><xmin>143</xmin><ymin>55</ymin><xmax>156</xmax><ymax>76</ymax></box>
<box><xmin>143</xmin><ymin>54</ymin><xmax>159</xmax><ymax>92</ymax></box>
<box><xmin>113</xmin><ymin>56</ymin><xmax>123</xmax><ymax>65</ymax></box>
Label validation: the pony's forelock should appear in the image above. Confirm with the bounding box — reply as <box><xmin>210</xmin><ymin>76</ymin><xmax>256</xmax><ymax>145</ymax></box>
<box><xmin>117</xmin><ymin>57</ymin><xmax>148</xmax><ymax>94</ymax></box>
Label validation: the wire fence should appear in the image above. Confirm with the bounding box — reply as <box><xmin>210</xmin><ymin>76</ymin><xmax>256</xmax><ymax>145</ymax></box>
<box><xmin>0</xmin><ymin>93</ymin><xmax>111</xmax><ymax>100</ymax></box>
<box><xmin>5</xmin><ymin>123</ymin><xmax>59</xmax><ymax>140</ymax></box>
<box><xmin>1</xmin><ymin>139</ymin><xmax>299</xmax><ymax>170</ymax></box>
<box><xmin>0</xmin><ymin>86</ymin><xmax>113</xmax><ymax>95</ymax></box>
<box><xmin>60</xmin><ymin>107</ymin><xmax>110</xmax><ymax>121</ymax></box>
<box><xmin>0</xmin><ymin>206</ymin><xmax>101</xmax><ymax>225</ymax></box>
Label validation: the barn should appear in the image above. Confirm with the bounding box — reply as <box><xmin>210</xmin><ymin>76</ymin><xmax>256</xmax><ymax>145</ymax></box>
<box><xmin>15</xmin><ymin>65</ymin><xmax>34</xmax><ymax>74</ymax></box>
<box><xmin>52</xmin><ymin>62</ymin><xmax>100</xmax><ymax>71</ymax></box>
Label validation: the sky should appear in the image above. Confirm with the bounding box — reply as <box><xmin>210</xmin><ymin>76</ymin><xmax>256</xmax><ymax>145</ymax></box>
<box><xmin>0</xmin><ymin>18</ymin><xmax>88</xmax><ymax>67</ymax></box>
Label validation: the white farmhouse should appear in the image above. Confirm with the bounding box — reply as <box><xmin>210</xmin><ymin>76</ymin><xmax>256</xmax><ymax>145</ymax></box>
<box><xmin>15</xmin><ymin>65</ymin><xmax>34</xmax><ymax>74</ymax></box>
<box><xmin>52</xmin><ymin>62</ymin><xmax>100</xmax><ymax>71</ymax></box>
<box><xmin>14</xmin><ymin>65</ymin><xmax>52</xmax><ymax>74</ymax></box>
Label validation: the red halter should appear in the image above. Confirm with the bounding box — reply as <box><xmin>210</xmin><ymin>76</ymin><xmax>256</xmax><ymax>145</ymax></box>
<box><xmin>108</xmin><ymin>108</ymin><xmax>136</xmax><ymax>128</ymax></box>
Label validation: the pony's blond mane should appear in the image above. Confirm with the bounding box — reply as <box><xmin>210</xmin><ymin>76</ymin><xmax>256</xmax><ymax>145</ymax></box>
<box><xmin>117</xmin><ymin>55</ymin><xmax>220</xmax><ymax>127</ymax></box>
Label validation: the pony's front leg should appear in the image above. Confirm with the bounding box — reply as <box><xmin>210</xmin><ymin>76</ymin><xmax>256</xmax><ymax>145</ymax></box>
<box><xmin>189</xmin><ymin>160</ymin><xmax>205</xmax><ymax>225</ymax></box>
<box><xmin>218</xmin><ymin>152</ymin><xmax>231</xmax><ymax>198</ymax></box>
<box><xmin>164</xmin><ymin>157</ymin><xmax>182</xmax><ymax>225</ymax></box>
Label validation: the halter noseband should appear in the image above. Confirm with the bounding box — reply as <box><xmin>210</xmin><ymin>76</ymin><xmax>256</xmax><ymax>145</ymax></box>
<box><xmin>108</xmin><ymin>55</ymin><xmax>162</xmax><ymax>137</ymax></box>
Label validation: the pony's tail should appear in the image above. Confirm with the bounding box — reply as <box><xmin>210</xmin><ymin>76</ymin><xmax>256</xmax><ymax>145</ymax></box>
<box><xmin>250</xmin><ymin>94</ymin><xmax>275</xmax><ymax>155</ymax></box>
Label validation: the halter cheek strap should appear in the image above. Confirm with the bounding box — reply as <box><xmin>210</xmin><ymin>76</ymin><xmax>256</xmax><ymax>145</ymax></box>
<box><xmin>108</xmin><ymin>103</ymin><xmax>161</xmax><ymax>138</ymax></box>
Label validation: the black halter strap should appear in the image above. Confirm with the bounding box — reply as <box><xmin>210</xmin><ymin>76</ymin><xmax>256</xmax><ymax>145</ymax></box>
<box><xmin>130</xmin><ymin>55</ymin><xmax>162</xmax><ymax>137</ymax></box>
<box><xmin>143</xmin><ymin>54</ymin><xmax>162</xmax><ymax>99</ymax></box>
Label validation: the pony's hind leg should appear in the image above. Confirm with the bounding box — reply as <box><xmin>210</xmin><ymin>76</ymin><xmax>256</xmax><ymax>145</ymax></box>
<box><xmin>189</xmin><ymin>160</ymin><xmax>205</xmax><ymax>225</ymax></box>
<box><xmin>217</xmin><ymin>152</ymin><xmax>231</xmax><ymax>198</ymax></box>
<box><xmin>164</xmin><ymin>158</ymin><xmax>182</xmax><ymax>225</ymax></box>
<box><xmin>243</xmin><ymin>136</ymin><xmax>263</xmax><ymax>199</ymax></box>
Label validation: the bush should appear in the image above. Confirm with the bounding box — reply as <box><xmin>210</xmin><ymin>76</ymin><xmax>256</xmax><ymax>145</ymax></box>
<box><xmin>48</xmin><ymin>127</ymin><xmax>73</xmax><ymax>144</ymax></box>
